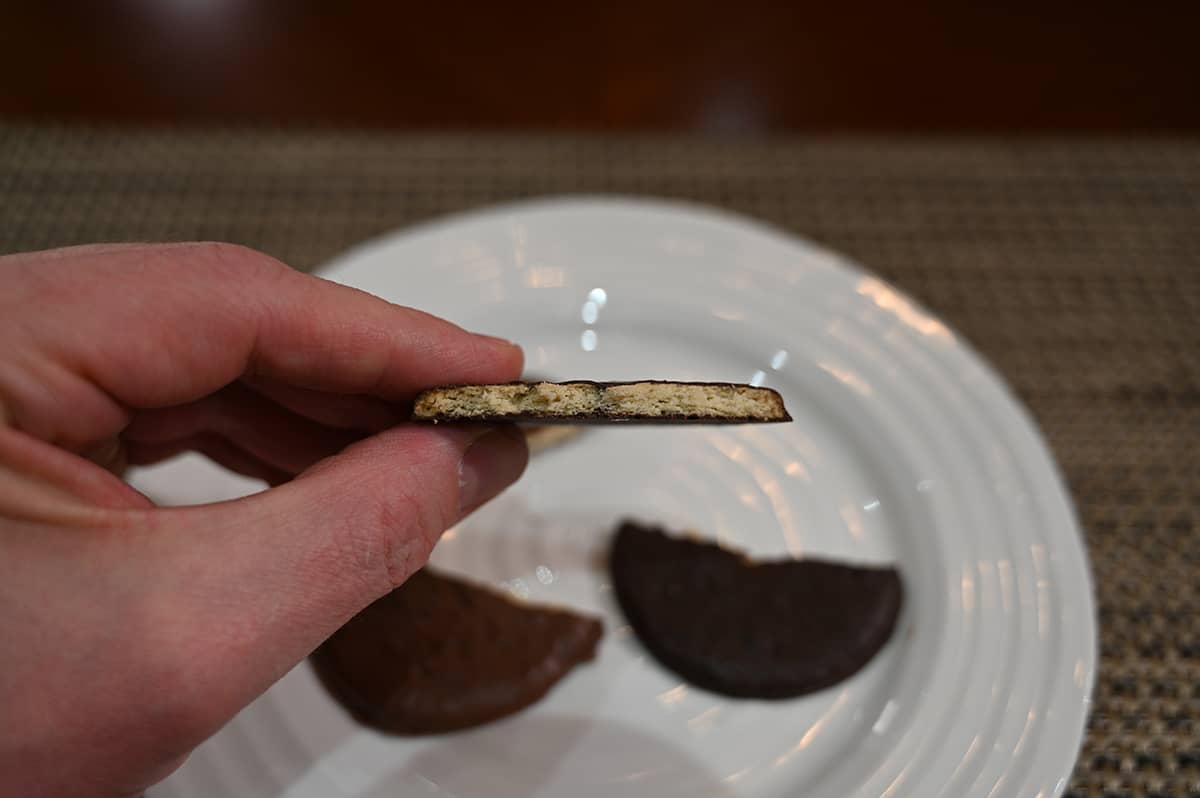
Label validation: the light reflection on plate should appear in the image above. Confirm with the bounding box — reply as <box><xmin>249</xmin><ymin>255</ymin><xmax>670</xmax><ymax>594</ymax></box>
<box><xmin>139</xmin><ymin>198</ymin><xmax>1093</xmax><ymax>798</ymax></box>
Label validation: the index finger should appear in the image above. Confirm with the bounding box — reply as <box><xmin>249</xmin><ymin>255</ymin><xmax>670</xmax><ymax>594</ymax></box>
<box><xmin>3</xmin><ymin>243</ymin><xmax>522</xmax><ymax>445</ymax></box>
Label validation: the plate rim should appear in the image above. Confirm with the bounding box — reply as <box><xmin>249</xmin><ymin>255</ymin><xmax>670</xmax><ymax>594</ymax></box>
<box><xmin>317</xmin><ymin>195</ymin><xmax>1097</xmax><ymax>797</ymax></box>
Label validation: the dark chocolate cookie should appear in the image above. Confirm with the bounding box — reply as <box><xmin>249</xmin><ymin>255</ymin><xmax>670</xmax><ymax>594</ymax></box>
<box><xmin>610</xmin><ymin>521</ymin><xmax>901</xmax><ymax>699</ymax></box>
<box><xmin>311</xmin><ymin>568</ymin><xmax>603</xmax><ymax>734</ymax></box>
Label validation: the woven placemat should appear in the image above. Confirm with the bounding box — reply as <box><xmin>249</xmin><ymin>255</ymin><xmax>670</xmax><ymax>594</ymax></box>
<box><xmin>1</xmin><ymin>126</ymin><xmax>1197</xmax><ymax>796</ymax></box>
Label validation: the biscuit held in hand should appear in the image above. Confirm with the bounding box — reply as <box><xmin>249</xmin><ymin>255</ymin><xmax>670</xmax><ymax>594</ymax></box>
<box><xmin>413</xmin><ymin>380</ymin><xmax>792</xmax><ymax>424</ymax></box>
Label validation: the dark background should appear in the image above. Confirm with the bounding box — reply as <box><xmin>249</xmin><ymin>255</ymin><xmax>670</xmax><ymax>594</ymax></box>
<box><xmin>2</xmin><ymin>1</ymin><xmax>1198</xmax><ymax>132</ymax></box>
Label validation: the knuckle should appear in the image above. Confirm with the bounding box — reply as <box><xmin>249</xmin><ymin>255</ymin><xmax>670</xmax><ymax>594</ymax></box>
<box><xmin>366</xmin><ymin>487</ymin><xmax>454</xmax><ymax>590</ymax></box>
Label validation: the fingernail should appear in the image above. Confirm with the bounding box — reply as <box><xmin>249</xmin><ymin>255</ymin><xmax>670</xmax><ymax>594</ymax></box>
<box><xmin>457</xmin><ymin>425</ymin><xmax>528</xmax><ymax>513</ymax></box>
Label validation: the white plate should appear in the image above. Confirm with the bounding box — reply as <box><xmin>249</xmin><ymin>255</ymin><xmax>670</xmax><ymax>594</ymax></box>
<box><xmin>140</xmin><ymin>198</ymin><xmax>1095</xmax><ymax>798</ymax></box>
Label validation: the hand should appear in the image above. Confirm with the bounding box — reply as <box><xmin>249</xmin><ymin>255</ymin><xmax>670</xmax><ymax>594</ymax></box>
<box><xmin>0</xmin><ymin>243</ymin><xmax>528</xmax><ymax>797</ymax></box>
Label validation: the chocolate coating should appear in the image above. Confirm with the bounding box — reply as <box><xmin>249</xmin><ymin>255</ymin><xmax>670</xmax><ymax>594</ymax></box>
<box><xmin>311</xmin><ymin>568</ymin><xmax>603</xmax><ymax>734</ymax></box>
<box><xmin>610</xmin><ymin>522</ymin><xmax>902</xmax><ymax>699</ymax></box>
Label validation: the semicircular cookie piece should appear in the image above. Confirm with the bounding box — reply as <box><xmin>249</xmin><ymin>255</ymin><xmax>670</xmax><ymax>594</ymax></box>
<box><xmin>412</xmin><ymin>381</ymin><xmax>792</xmax><ymax>424</ymax></box>
<box><xmin>610</xmin><ymin>521</ymin><xmax>902</xmax><ymax>699</ymax></box>
<box><xmin>311</xmin><ymin>568</ymin><xmax>603</xmax><ymax>734</ymax></box>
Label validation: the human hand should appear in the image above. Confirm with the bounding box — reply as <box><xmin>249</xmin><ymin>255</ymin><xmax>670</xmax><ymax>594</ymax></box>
<box><xmin>0</xmin><ymin>243</ymin><xmax>528</xmax><ymax>797</ymax></box>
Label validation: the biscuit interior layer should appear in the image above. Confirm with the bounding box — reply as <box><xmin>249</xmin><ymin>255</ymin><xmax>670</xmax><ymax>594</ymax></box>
<box><xmin>413</xmin><ymin>382</ymin><xmax>789</xmax><ymax>421</ymax></box>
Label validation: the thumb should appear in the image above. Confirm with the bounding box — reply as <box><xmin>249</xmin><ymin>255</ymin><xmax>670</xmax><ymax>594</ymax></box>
<box><xmin>151</xmin><ymin>424</ymin><xmax>526</xmax><ymax>733</ymax></box>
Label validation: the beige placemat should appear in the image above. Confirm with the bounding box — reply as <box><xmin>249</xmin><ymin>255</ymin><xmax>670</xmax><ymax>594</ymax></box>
<box><xmin>1</xmin><ymin>126</ymin><xmax>1197</xmax><ymax>796</ymax></box>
